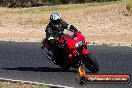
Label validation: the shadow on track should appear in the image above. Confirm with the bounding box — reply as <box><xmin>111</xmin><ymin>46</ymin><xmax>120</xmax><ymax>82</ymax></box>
<box><xmin>2</xmin><ymin>67</ymin><xmax>77</xmax><ymax>73</ymax></box>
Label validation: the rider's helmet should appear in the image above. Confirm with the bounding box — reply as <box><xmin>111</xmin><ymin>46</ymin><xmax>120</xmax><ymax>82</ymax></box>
<box><xmin>50</xmin><ymin>13</ymin><xmax>61</xmax><ymax>25</ymax></box>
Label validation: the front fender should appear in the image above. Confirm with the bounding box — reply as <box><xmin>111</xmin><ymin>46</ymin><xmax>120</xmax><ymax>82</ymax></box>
<box><xmin>81</xmin><ymin>49</ymin><xmax>90</xmax><ymax>55</ymax></box>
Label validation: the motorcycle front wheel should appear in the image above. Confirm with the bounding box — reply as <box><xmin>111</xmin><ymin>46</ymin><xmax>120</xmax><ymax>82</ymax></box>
<box><xmin>59</xmin><ymin>64</ymin><xmax>71</xmax><ymax>71</ymax></box>
<box><xmin>82</xmin><ymin>54</ymin><xmax>99</xmax><ymax>73</ymax></box>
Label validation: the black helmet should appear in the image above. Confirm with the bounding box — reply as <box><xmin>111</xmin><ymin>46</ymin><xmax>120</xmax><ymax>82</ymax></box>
<box><xmin>50</xmin><ymin>13</ymin><xmax>61</xmax><ymax>25</ymax></box>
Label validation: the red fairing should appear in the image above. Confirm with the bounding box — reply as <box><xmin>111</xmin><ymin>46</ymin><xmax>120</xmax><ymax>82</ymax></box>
<box><xmin>42</xmin><ymin>31</ymin><xmax>89</xmax><ymax>62</ymax></box>
<box><xmin>58</xmin><ymin>39</ymin><xmax>64</xmax><ymax>43</ymax></box>
<box><xmin>64</xmin><ymin>32</ymin><xmax>85</xmax><ymax>49</ymax></box>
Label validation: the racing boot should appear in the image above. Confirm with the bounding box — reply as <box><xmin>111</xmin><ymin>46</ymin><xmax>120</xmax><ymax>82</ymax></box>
<box><xmin>45</xmin><ymin>53</ymin><xmax>58</xmax><ymax>65</ymax></box>
<box><xmin>45</xmin><ymin>53</ymin><xmax>55</xmax><ymax>62</ymax></box>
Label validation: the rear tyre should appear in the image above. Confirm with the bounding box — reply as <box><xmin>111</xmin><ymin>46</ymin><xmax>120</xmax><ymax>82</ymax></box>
<box><xmin>82</xmin><ymin>54</ymin><xmax>99</xmax><ymax>73</ymax></box>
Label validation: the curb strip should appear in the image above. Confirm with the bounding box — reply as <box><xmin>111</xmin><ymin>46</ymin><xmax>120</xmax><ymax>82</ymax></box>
<box><xmin>0</xmin><ymin>78</ymin><xmax>73</xmax><ymax>88</ymax></box>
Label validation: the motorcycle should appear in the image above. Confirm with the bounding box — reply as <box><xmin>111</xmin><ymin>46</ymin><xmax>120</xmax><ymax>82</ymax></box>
<box><xmin>41</xmin><ymin>31</ymin><xmax>99</xmax><ymax>73</ymax></box>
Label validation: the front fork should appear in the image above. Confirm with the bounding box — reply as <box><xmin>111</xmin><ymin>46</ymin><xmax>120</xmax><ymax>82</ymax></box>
<box><xmin>77</xmin><ymin>46</ymin><xmax>90</xmax><ymax>59</ymax></box>
<box><xmin>75</xmin><ymin>46</ymin><xmax>90</xmax><ymax>67</ymax></box>
<box><xmin>76</xmin><ymin>47</ymin><xmax>89</xmax><ymax>79</ymax></box>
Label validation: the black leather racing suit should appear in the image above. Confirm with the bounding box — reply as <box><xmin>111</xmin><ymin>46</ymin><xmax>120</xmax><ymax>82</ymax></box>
<box><xmin>45</xmin><ymin>19</ymin><xmax>77</xmax><ymax>38</ymax></box>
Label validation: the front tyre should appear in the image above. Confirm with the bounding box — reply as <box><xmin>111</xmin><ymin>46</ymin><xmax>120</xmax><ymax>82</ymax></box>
<box><xmin>59</xmin><ymin>64</ymin><xmax>71</xmax><ymax>71</ymax></box>
<box><xmin>82</xmin><ymin>54</ymin><xmax>99</xmax><ymax>73</ymax></box>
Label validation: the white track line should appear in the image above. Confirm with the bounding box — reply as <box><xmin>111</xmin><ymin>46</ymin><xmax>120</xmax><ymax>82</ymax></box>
<box><xmin>0</xmin><ymin>78</ymin><xmax>73</xmax><ymax>88</ymax></box>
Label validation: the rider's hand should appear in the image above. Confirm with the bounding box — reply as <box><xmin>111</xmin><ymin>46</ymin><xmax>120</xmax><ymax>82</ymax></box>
<box><xmin>48</xmin><ymin>37</ymin><xmax>54</xmax><ymax>40</ymax></box>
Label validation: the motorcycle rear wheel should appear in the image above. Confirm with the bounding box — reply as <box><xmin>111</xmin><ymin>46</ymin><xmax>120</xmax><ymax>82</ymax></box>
<box><xmin>82</xmin><ymin>54</ymin><xmax>99</xmax><ymax>73</ymax></box>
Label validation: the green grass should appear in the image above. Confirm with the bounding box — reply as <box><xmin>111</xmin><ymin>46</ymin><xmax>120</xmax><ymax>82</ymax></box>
<box><xmin>0</xmin><ymin>0</ymin><xmax>124</xmax><ymax>26</ymax></box>
<box><xmin>9</xmin><ymin>0</ymin><xmax>121</xmax><ymax>14</ymax></box>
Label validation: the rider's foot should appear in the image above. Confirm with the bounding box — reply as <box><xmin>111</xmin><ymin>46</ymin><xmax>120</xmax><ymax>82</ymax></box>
<box><xmin>46</xmin><ymin>53</ymin><xmax>59</xmax><ymax>65</ymax></box>
<box><xmin>46</xmin><ymin>53</ymin><xmax>54</xmax><ymax>61</ymax></box>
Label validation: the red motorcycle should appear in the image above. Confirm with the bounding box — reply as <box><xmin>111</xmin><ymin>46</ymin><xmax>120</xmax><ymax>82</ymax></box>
<box><xmin>41</xmin><ymin>31</ymin><xmax>99</xmax><ymax>73</ymax></box>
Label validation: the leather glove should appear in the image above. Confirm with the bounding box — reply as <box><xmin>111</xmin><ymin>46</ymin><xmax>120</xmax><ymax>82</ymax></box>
<box><xmin>48</xmin><ymin>37</ymin><xmax>54</xmax><ymax>40</ymax></box>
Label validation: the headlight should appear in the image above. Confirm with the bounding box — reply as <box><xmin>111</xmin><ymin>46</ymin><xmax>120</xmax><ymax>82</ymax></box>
<box><xmin>75</xmin><ymin>40</ymin><xmax>83</xmax><ymax>47</ymax></box>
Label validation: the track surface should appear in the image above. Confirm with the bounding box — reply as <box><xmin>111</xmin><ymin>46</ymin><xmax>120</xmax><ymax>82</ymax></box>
<box><xmin>0</xmin><ymin>41</ymin><xmax>131</xmax><ymax>88</ymax></box>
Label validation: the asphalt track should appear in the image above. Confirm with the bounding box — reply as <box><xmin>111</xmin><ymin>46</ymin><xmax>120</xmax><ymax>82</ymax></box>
<box><xmin>0</xmin><ymin>41</ymin><xmax>132</xmax><ymax>88</ymax></box>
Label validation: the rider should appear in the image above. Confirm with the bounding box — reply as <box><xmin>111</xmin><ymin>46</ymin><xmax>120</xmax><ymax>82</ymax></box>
<box><xmin>45</xmin><ymin>13</ymin><xmax>78</xmax><ymax>41</ymax></box>
<box><xmin>44</xmin><ymin>13</ymin><xmax>78</xmax><ymax>63</ymax></box>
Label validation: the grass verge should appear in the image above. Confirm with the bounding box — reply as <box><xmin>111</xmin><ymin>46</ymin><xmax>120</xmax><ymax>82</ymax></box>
<box><xmin>0</xmin><ymin>81</ymin><xmax>49</xmax><ymax>88</ymax></box>
<box><xmin>0</xmin><ymin>1</ymin><xmax>122</xmax><ymax>26</ymax></box>
<box><xmin>11</xmin><ymin>1</ymin><xmax>121</xmax><ymax>14</ymax></box>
